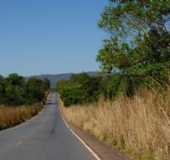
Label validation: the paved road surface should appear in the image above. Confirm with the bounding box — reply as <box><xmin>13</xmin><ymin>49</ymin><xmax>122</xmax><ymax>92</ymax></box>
<box><xmin>0</xmin><ymin>93</ymin><xmax>95</xmax><ymax>160</ymax></box>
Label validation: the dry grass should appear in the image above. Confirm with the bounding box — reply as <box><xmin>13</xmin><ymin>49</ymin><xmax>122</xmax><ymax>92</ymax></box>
<box><xmin>0</xmin><ymin>105</ymin><xmax>42</xmax><ymax>130</ymax></box>
<box><xmin>62</xmin><ymin>90</ymin><xmax>170</xmax><ymax>160</ymax></box>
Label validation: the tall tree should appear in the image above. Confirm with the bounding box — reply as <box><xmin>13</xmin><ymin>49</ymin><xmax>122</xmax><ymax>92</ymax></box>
<box><xmin>99</xmin><ymin>0</ymin><xmax>170</xmax><ymax>37</ymax></box>
<box><xmin>97</xmin><ymin>0</ymin><xmax>170</xmax><ymax>96</ymax></box>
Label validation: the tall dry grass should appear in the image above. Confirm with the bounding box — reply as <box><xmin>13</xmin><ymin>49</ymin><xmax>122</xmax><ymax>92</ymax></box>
<box><xmin>62</xmin><ymin>89</ymin><xmax>170</xmax><ymax>160</ymax></box>
<box><xmin>0</xmin><ymin>105</ymin><xmax>42</xmax><ymax>130</ymax></box>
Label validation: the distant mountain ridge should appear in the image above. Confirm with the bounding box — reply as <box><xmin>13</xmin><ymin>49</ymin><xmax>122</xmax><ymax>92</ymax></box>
<box><xmin>34</xmin><ymin>72</ymin><xmax>98</xmax><ymax>88</ymax></box>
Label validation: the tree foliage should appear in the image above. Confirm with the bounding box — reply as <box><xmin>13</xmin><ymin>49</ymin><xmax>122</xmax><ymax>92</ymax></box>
<box><xmin>57</xmin><ymin>73</ymin><xmax>102</xmax><ymax>107</ymax></box>
<box><xmin>99</xmin><ymin>0</ymin><xmax>170</xmax><ymax>36</ymax></box>
<box><xmin>57</xmin><ymin>1</ymin><xmax>170</xmax><ymax>105</ymax></box>
<box><xmin>0</xmin><ymin>74</ymin><xmax>50</xmax><ymax>106</ymax></box>
<box><xmin>97</xmin><ymin>0</ymin><xmax>170</xmax><ymax>96</ymax></box>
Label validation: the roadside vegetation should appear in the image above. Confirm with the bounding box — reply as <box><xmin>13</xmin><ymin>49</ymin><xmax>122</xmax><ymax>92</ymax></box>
<box><xmin>0</xmin><ymin>105</ymin><xmax>41</xmax><ymax>130</ymax></box>
<box><xmin>62</xmin><ymin>90</ymin><xmax>170</xmax><ymax>160</ymax></box>
<box><xmin>57</xmin><ymin>73</ymin><xmax>102</xmax><ymax>107</ymax></box>
<box><xmin>57</xmin><ymin>1</ymin><xmax>170</xmax><ymax>160</ymax></box>
<box><xmin>0</xmin><ymin>73</ymin><xmax>50</xmax><ymax>130</ymax></box>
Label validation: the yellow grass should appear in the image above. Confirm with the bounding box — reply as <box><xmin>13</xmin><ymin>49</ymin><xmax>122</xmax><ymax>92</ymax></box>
<box><xmin>62</xmin><ymin>90</ymin><xmax>170</xmax><ymax>160</ymax></box>
<box><xmin>0</xmin><ymin>105</ymin><xmax>42</xmax><ymax>130</ymax></box>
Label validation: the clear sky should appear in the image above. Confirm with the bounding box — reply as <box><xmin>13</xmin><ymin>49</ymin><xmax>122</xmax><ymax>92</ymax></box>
<box><xmin>0</xmin><ymin>0</ymin><xmax>108</xmax><ymax>76</ymax></box>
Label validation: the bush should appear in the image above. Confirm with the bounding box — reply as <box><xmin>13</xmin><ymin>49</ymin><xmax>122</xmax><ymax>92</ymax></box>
<box><xmin>57</xmin><ymin>73</ymin><xmax>102</xmax><ymax>106</ymax></box>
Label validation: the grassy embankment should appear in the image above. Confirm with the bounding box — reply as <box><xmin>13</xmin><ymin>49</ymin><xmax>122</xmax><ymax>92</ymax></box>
<box><xmin>62</xmin><ymin>89</ymin><xmax>170</xmax><ymax>160</ymax></box>
<box><xmin>0</xmin><ymin>105</ymin><xmax>42</xmax><ymax>130</ymax></box>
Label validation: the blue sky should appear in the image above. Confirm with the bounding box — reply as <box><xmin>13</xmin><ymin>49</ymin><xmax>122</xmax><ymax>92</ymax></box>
<box><xmin>0</xmin><ymin>0</ymin><xmax>108</xmax><ymax>76</ymax></box>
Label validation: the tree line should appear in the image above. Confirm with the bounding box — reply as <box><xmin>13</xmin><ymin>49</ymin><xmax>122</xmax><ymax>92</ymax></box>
<box><xmin>0</xmin><ymin>73</ymin><xmax>50</xmax><ymax>106</ymax></box>
<box><xmin>57</xmin><ymin>0</ymin><xmax>170</xmax><ymax>107</ymax></box>
<box><xmin>57</xmin><ymin>73</ymin><xmax>101</xmax><ymax>106</ymax></box>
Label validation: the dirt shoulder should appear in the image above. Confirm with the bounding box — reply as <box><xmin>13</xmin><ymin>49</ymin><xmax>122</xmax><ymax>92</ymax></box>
<box><xmin>70</xmin><ymin>123</ymin><xmax>130</xmax><ymax>160</ymax></box>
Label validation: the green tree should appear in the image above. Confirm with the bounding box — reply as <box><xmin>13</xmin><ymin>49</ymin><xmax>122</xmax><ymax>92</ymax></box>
<box><xmin>99</xmin><ymin>0</ymin><xmax>170</xmax><ymax>38</ymax></box>
<box><xmin>4</xmin><ymin>84</ymin><xmax>25</xmax><ymax>105</ymax></box>
<box><xmin>3</xmin><ymin>74</ymin><xmax>26</xmax><ymax>105</ymax></box>
<box><xmin>26</xmin><ymin>77</ymin><xmax>49</xmax><ymax>104</ymax></box>
<box><xmin>6</xmin><ymin>73</ymin><xmax>25</xmax><ymax>87</ymax></box>
<box><xmin>57</xmin><ymin>73</ymin><xmax>102</xmax><ymax>106</ymax></box>
<box><xmin>0</xmin><ymin>74</ymin><xmax>49</xmax><ymax>106</ymax></box>
<box><xmin>0</xmin><ymin>76</ymin><xmax>4</xmax><ymax>104</ymax></box>
<box><xmin>97</xmin><ymin>0</ymin><xmax>170</xmax><ymax>96</ymax></box>
<box><xmin>43</xmin><ymin>78</ymin><xmax>50</xmax><ymax>91</ymax></box>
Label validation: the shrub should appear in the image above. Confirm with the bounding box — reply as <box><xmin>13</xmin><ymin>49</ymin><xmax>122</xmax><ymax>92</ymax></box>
<box><xmin>57</xmin><ymin>73</ymin><xmax>102</xmax><ymax>106</ymax></box>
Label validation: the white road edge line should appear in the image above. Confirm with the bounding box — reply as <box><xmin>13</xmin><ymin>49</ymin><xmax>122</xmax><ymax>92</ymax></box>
<box><xmin>62</xmin><ymin>117</ymin><xmax>102</xmax><ymax>160</ymax></box>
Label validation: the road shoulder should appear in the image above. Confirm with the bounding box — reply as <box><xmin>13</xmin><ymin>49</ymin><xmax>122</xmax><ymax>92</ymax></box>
<box><xmin>59</xmin><ymin>104</ymin><xmax>130</xmax><ymax>160</ymax></box>
<box><xmin>70</xmin><ymin>123</ymin><xmax>130</xmax><ymax>160</ymax></box>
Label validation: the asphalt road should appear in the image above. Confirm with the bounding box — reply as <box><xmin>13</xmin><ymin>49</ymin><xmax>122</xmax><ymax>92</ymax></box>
<box><xmin>0</xmin><ymin>93</ymin><xmax>95</xmax><ymax>160</ymax></box>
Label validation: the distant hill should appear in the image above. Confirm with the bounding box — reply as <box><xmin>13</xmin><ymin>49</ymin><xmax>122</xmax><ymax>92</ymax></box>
<box><xmin>34</xmin><ymin>73</ymin><xmax>72</xmax><ymax>88</ymax></box>
<box><xmin>34</xmin><ymin>72</ymin><xmax>98</xmax><ymax>89</ymax></box>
